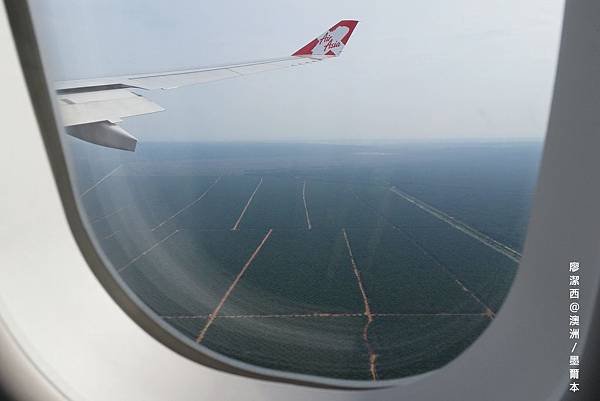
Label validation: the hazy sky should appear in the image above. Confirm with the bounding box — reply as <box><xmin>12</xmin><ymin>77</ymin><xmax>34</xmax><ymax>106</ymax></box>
<box><xmin>31</xmin><ymin>0</ymin><xmax>564</xmax><ymax>143</ymax></box>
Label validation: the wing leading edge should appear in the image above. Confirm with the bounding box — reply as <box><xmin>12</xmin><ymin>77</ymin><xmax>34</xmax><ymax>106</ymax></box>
<box><xmin>56</xmin><ymin>20</ymin><xmax>358</xmax><ymax>151</ymax></box>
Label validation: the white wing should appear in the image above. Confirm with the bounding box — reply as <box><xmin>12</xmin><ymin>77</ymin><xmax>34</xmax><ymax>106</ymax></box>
<box><xmin>56</xmin><ymin>20</ymin><xmax>358</xmax><ymax>151</ymax></box>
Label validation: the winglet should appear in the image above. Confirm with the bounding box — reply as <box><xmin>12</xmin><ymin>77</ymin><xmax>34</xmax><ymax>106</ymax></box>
<box><xmin>292</xmin><ymin>20</ymin><xmax>359</xmax><ymax>57</ymax></box>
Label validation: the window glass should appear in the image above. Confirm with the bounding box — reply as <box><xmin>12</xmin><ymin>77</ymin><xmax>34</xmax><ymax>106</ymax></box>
<box><xmin>31</xmin><ymin>0</ymin><xmax>563</xmax><ymax>382</ymax></box>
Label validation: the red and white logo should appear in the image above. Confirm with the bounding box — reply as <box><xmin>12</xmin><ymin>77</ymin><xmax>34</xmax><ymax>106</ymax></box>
<box><xmin>293</xmin><ymin>20</ymin><xmax>359</xmax><ymax>57</ymax></box>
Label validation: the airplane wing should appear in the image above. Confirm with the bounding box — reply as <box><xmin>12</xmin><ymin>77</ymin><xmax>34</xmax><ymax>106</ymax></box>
<box><xmin>56</xmin><ymin>20</ymin><xmax>359</xmax><ymax>151</ymax></box>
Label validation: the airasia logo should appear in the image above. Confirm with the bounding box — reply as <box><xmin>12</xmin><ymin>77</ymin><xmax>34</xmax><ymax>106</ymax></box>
<box><xmin>310</xmin><ymin>25</ymin><xmax>350</xmax><ymax>55</ymax></box>
<box><xmin>319</xmin><ymin>32</ymin><xmax>342</xmax><ymax>52</ymax></box>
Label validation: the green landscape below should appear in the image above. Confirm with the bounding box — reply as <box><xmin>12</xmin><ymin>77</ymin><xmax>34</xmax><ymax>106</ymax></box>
<box><xmin>71</xmin><ymin>140</ymin><xmax>541</xmax><ymax>382</ymax></box>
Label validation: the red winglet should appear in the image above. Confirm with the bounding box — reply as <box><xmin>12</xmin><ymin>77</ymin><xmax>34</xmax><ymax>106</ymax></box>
<box><xmin>293</xmin><ymin>20</ymin><xmax>359</xmax><ymax>57</ymax></box>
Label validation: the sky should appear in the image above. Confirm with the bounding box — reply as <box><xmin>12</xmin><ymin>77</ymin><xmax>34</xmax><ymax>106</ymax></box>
<box><xmin>30</xmin><ymin>0</ymin><xmax>564</xmax><ymax>143</ymax></box>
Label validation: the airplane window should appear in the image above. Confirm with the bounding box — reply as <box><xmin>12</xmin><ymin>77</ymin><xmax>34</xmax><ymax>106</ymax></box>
<box><xmin>29</xmin><ymin>0</ymin><xmax>564</xmax><ymax>383</ymax></box>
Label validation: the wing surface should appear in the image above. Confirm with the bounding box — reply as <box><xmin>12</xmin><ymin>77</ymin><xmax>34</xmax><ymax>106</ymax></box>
<box><xmin>56</xmin><ymin>20</ymin><xmax>359</xmax><ymax>151</ymax></box>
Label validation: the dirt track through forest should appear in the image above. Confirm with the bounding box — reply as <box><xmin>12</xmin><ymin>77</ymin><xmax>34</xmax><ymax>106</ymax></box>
<box><xmin>117</xmin><ymin>229</ymin><xmax>180</xmax><ymax>273</ymax></box>
<box><xmin>196</xmin><ymin>228</ymin><xmax>273</xmax><ymax>343</ymax></box>
<box><xmin>342</xmin><ymin>228</ymin><xmax>378</xmax><ymax>381</ymax></box>
<box><xmin>80</xmin><ymin>164</ymin><xmax>122</xmax><ymax>198</ymax></box>
<box><xmin>232</xmin><ymin>177</ymin><xmax>263</xmax><ymax>231</ymax></box>
<box><xmin>151</xmin><ymin>176</ymin><xmax>222</xmax><ymax>231</ymax></box>
<box><xmin>302</xmin><ymin>180</ymin><xmax>312</xmax><ymax>230</ymax></box>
